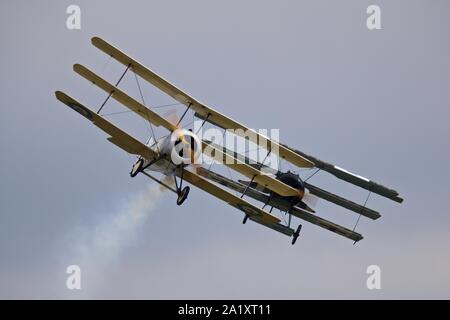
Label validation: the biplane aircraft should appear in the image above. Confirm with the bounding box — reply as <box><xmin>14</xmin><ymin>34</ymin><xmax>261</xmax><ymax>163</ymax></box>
<box><xmin>55</xmin><ymin>37</ymin><xmax>403</xmax><ymax>245</ymax></box>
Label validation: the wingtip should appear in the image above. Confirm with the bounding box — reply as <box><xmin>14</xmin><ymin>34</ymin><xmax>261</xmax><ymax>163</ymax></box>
<box><xmin>91</xmin><ymin>36</ymin><xmax>107</xmax><ymax>47</ymax></box>
<box><xmin>353</xmin><ymin>236</ymin><xmax>364</xmax><ymax>244</ymax></box>
<box><xmin>54</xmin><ymin>90</ymin><xmax>63</xmax><ymax>99</ymax></box>
<box><xmin>73</xmin><ymin>63</ymin><xmax>82</xmax><ymax>72</ymax></box>
<box><xmin>91</xmin><ymin>36</ymin><xmax>101</xmax><ymax>44</ymax></box>
<box><xmin>55</xmin><ymin>90</ymin><xmax>71</xmax><ymax>103</ymax></box>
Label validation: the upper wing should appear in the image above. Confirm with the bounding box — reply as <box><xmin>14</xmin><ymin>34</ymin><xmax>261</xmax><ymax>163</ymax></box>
<box><xmin>202</xmin><ymin>141</ymin><xmax>301</xmax><ymax>197</ymax></box>
<box><xmin>55</xmin><ymin>91</ymin><xmax>158</xmax><ymax>161</ymax></box>
<box><xmin>73</xmin><ymin>64</ymin><xmax>177</xmax><ymax>132</ymax></box>
<box><xmin>282</xmin><ymin>144</ymin><xmax>404</xmax><ymax>203</ymax></box>
<box><xmin>180</xmin><ymin>168</ymin><xmax>296</xmax><ymax>237</ymax></box>
<box><xmin>91</xmin><ymin>36</ymin><xmax>314</xmax><ymax>169</ymax></box>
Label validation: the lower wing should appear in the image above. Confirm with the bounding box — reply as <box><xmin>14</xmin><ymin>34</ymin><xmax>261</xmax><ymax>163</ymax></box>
<box><xmin>55</xmin><ymin>91</ymin><xmax>158</xmax><ymax>161</ymax></box>
<box><xmin>180</xmin><ymin>167</ymin><xmax>295</xmax><ymax>237</ymax></box>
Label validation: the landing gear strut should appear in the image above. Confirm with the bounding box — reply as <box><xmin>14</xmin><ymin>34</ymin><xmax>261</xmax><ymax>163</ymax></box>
<box><xmin>292</xmin><ymin>224</ymin><xmax>302</xmax><ymax>245</ymax></box>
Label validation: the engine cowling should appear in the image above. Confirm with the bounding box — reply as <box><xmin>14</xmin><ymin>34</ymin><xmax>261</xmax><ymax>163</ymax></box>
<box><xmin>159</xmin><ymin>129</ymin><xmax>202</xmax><ymax>165</ymax></box>
<box><xmin>276</xmin><ymin>171</ymin><xmax>305</xmax><ymax>200</ymax></box>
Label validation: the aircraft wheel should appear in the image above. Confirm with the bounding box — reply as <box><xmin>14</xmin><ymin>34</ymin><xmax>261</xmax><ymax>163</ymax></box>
<box><xmin>130</xmin><ymin>159</ymin><xmax>144</xmax><ymax>178</ymax></box>
<box><xmin>176</xmin><ymin>186</ymin><xmax>190</xmax><ymax>206</ymax></box>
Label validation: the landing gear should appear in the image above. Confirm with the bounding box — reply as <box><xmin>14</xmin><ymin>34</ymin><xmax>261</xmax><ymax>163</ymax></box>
<box><xmin>292</xmin><ymin>224</ymin><xmax>302</xmax><ymax>245</ymax></box>
<box><xmin>176</xmin><ymin>186</ymin><xmax>190</xmax><ymax>206</ymax></box>
<box><xmin>173</xmin><ymin>166</ymin><xmax>190</xmax><ymax>206</ymax></box>
<box><xmin>242</xmin><ymin>214</ymin><xmax>249</xmax><ymax>224</ymax></box>
<box><xmin>135</xmin><ymin>161</ymin><xmax>191</xmax><ymax>205</ymax></box>
<box><xmin>130</xmin><ymin>158</ymin><xmax>144</xmax><ymax>177</ymax></box>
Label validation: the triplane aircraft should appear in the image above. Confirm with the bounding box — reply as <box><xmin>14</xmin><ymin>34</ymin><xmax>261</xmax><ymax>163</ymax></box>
<box><xmin>55</xmin><ymin>37</ymin><xmax>403</xmax><ymax>245</ymax></box>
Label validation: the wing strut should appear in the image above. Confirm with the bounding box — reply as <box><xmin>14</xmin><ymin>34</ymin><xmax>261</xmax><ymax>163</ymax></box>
<box><xmin>132</xmin><ymin>69</ymin><xmax>160</xmax><ymax>154</ymax></box>
<box><xmin>241</xmin><ymin>147</ymin><xmax>272</xmax><ymax>199</ymax></box>
<box><xmin>176</xmin><ymin>102</ymin><xmax>192</xmax><ymax>127</ymax></box>
<box><xmin>97</xmin><ymin>63</ymin><xmax>130</xmax><ymax>114</ymax></box>
<box><xmin>194</xmin><ymin>113</ymin><xmax>210</xmax><ymax>135</ymax></box>
<box><xmin>352</xmin><ymin>191</ymin><xmax>372</xmax><ymax>236</ymax></box>
<box><xmin>91</xmin><ymin>36</ymin><xmax>314</xmax><ymax>168</ymax></box>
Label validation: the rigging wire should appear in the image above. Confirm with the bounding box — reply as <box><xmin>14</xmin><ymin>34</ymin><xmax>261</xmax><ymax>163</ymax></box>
<box><xmin>133</xmin><ymin>69</ymin><xmax>160</xmax><ymax>153</ymax></box>
<box><xmin>281</xmin><ymin>211</ymin><xmax>288</xmax><ymax>225</ymax></box>
<box><xmin>304</xmin><ymin>168</ymin><xmax>321</xmax><ymax>182</ymax></box>
<box><xmin>207</xmin><ymin>158</ymin><xmax>215</xmax><ymax>172</ymax></box>
<box><xmin>101</xmin><ymin>110</ymin><xmax>134</xmax><ymax>117</ymax></box>
<box><xmin>225</xmin><ymin>165</ymin><xmax>234</xmax><ymax>183</ymax></box>
<box><xmin>102</xmin><ymin>102</ymin><xmax>189</xmax><ymax>117</ymax></box>
<box><xmin>352</xmin><ymin>191</ymin><xmax>372</xmax><ymax>232</ymax></box>
<box><xmin>149</xmin><ymin>102</ymin><xmax>185</xmax><ymax>109</ymax></box>
<box><xmin>286</xmin><ymin>159</ymin><xmax>294</xmax><ymax>173</ymax></box>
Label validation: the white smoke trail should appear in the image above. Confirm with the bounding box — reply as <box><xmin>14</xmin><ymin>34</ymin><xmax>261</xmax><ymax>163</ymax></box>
<box><xmin>63</xmin><ymin>185</ymin><xmax>163</xmax><ymax>297</ymax></box>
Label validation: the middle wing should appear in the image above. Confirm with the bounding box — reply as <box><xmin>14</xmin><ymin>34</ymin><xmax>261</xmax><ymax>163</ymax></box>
<box><xmin>202</xmin><ymin>141</ymin><xmax>301</xmax><ymax>197</ymax></box>
<box><xmin>91</xmin><ymin>36</ymin><xmax>314</xmax><ymax>169</ymax></box>
<box><xmin>73</xmin><ymin>64</ymin><xmax>177</xmax><ymax>132</ymax></box>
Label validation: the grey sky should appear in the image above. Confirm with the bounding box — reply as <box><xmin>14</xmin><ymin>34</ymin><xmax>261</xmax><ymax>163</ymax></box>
<box><xmin>1</xmin><ymin>0</ymin><xmax>449</xmax><ymax>299</ymax></box>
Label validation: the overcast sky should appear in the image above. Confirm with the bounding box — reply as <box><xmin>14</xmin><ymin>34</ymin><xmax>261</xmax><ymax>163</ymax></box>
<box><xmin>1</xmin><ymin>0</ymin><xmax>449</xmax><ymax>299</ymax></box>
